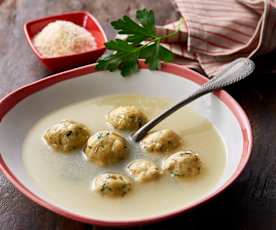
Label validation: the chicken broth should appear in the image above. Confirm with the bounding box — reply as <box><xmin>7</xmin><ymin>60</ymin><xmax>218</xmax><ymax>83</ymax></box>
<box><xmin>23</xmin><ymin>95</ymin><xmax>226</xmax><ymax>220</ymax></box>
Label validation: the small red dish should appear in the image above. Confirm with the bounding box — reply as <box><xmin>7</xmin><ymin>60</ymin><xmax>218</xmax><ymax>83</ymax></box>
<box><xmin>24</xmin><ymin>11</ymin><xmax>107</xmax><ymax>72</ymax></box>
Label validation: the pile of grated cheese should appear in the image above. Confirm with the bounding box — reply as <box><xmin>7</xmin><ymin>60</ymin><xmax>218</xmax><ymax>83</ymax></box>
<box><xmin>33</xmin><ymin>20</ymin><xmax>97</xmax><ymax>58</ymax></box>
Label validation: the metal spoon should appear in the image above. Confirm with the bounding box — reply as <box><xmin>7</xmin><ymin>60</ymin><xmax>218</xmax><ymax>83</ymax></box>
<box><xmin>132</xmin><ymin>58</ymin><xmax>255</xmax><ymax>142</ymax></box>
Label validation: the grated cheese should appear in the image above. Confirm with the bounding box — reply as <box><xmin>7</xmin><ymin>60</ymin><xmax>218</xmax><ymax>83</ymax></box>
<box><xmin>33</xmin><ymin>20</ymin><xmax>97</xmax><ymax>58</ymax></box>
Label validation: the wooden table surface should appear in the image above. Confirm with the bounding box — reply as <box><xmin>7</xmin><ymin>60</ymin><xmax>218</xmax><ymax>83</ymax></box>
<box><xmin>1</xmin><ymin>0</ymin><xmax>276</xmax><ymax>229</ymax></box>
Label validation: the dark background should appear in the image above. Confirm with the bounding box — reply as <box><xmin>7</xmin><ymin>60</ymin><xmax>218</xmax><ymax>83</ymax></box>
<box><xmin>1</xmin><ymin>0</ymin><xmax>276</xmax><ymax>229</ymax></box>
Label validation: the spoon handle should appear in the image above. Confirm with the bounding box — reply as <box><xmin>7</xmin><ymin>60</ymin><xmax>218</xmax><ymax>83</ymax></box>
<box><xmin>132</xmin><ymin>58</ymin><xmax>255</xmax><ymax>142</ymax></box>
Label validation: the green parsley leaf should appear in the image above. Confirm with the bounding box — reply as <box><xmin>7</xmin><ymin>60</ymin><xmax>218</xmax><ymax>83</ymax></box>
<box><xmin>111</xmin><ymin>9</ymin><xmax>156</xmax><ymax>44</ymax></box>
<box><xmin>120</xmin><ymin>54</ymin><xmax>139</xmax><ymax>76</ymax></box>
<box><xmin>105</xmin><ymin>39</ymin><xmax>136</xmax><ymax>52</ymax></box>
<box><xmin>159</xmin><ymin>46</ymin><xmax>174</xmax><ymax>62</ymax></box>
<box><xmin>96</xmin><ymin>39</ymin><xmax>139</xmax><ymax>76</ymax></box>
<box><xmin>136</xmin><ymin>9</ymin><xmax>155</xmax><ymax>35</ymax></box>
<box><xmin>96</xmin><ymin>8</ymin><xmax>176</xmax><ymax>76</ymax></box>
<box><xmin>140</xmin><ymin>42</ymin><xmax>161</xmax><ymax>70</ymax></box>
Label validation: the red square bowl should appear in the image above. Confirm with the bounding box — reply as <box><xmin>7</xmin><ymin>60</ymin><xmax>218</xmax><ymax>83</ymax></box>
<box><xmin>24</xmin><ymin>11</ymin><xmax>107</xmax><ymax>72</ymax></box>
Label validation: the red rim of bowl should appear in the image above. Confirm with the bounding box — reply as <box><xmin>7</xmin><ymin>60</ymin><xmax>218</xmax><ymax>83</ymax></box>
<box><xmin>23</xmin><ymin>11</ymin><xmax>108</xmax><ymax>60</ymax></box>
<box><xmin>0</xmin><ymin>62</ymin><xmax>253</xmax><ymax>227</ymax></box>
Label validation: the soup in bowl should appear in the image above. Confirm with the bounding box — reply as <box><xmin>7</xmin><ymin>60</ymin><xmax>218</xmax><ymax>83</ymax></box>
<box><xmin>0</xmin><ymin>63</ymin><xmax>252</xmax><ymax>227</ymax></box>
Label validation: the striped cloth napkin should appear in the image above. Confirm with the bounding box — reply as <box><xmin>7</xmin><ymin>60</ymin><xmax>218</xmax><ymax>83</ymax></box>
<box><xmin>157</xmin><ymin>0</ymin><xmax>276</xmax><ymax>77</ymax></box>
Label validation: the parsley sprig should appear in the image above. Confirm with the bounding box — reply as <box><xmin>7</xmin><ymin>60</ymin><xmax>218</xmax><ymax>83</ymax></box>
<box><xmin>96</xmin><ymin>9</ymin><xmax>177</xmax><ymax>76</ymax></box>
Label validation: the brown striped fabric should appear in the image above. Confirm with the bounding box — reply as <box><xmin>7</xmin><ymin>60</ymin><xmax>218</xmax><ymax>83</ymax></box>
<box><xmin>156</xmin><ymin>0</ymin><xmax>276</xmax><ymax>77</ymax></box>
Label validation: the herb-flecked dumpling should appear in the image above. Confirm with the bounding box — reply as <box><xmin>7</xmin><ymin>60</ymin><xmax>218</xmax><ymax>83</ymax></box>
<box><xmin>84</xmin><ymin>130</ymin><xmax>128</xmax><ymax>165</ymax></box>
<box><xmin>163</xmin><ymin>151</ymin><xmax>201</xmax><ymax>177</ymax></box>
<box><xmin>93</xmin><ymin>173</ymin><xmax>132</xmax><ymax>197</ymax></box>
<box><xmin>107</xmin><ymin>106</ymin><xmax>148</xmax><ymax>131</ymax></box>
<box><xmin>44</xmin><ymin>120</ymin><xmax>90</xmax><ymax>152</ymax></box>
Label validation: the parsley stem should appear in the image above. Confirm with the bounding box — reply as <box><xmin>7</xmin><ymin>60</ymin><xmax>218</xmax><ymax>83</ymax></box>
<box><xmin>159</xmin><ymin>31</ymin><xmax>178</xmax><ymax>41</ymax></box>
<box><xmin>157</xmin><ymin>17</ymin><xmax>184</xmax><ymax>42</ymax></box>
